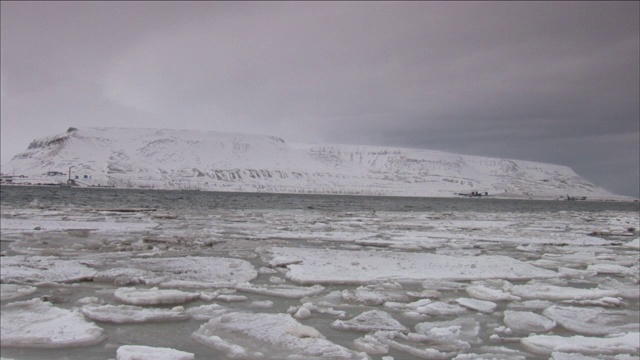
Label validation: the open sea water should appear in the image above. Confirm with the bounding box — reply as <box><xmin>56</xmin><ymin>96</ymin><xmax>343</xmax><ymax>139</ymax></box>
<box><xmin>2</xmin><ymin>185</ymin><xmax>638</xmax><ymax>213</ymax></box>
<box><xmin>1</xmin><ymin>185</ymin><xmax>639</xmax><ymax>360</ymax></box>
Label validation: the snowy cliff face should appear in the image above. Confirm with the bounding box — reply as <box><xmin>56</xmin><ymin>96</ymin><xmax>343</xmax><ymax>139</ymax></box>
<box><xmin>2</xmin><ymin>127</ymin><xmax>619</xmax><ymax>199</ymax></box>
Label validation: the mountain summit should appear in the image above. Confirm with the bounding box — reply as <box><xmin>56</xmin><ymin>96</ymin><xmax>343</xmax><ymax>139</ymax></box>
<box><xmin>1</xmin><ymin>127</ymin><xmax>620</xmax><ymax>199</ymax></box>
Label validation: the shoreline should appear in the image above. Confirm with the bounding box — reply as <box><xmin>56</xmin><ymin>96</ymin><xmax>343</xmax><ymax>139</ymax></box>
<box><xmin>1</xmin><ymin>182</ymin><xmax>637</xmax><ymax>203</ymax></box>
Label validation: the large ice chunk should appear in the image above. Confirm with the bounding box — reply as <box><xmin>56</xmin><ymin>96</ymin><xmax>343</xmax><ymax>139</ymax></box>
<box><xmin>586</xmin><ymin>263</ymin><xmax>638</xmax><ymax>277</ymax></box>
<box><xmin>114</xmin><ymin>287</ymin><xmax>200</xmax><ymax>305</ymax></box>
<box><xmin>542</xmin><ymin>305</ymin><xmax>640</xmax><ymax>335</ymax></box>
<box><xmin>0</xmin><ymin>284</ymin><xmax>37</xmax><ymax>301</ymax></box>
<box><xmin>455</xmin><ymin>298</ymin><xmax>497</xmax><ymax>314</ymax></box>
<box><xmin>116</xmin><ymin>345</ymin><xmax>194</xmax><ymax>360</ymax></box>
<box><xmin>186</xmin><ymin>304</ymin><xmax>230</xmax><ymax>321</ymax></box>
<box><xmin>414</xmin><ymin>317</ymin><xmax>480</xmax><ymax>346</ymax></box>
<box><xmin>0</xmin><ymin>256</ymin><xmax>96</xmax><ymax>284</ymax></box>
<box><xmin>235</xmin><ymin>284</ymin><xmax>325</xmax><ymax>299</ymax></box>
<box><xmin>129</xmin><ymin>257</ymin><xmax>257</xmax><ymax>285</ymax></box>
<box><xmin>93</xmin><ymin>268</ymin><xmax>154</xmax><ymax>285</ymax></box>
<box><xmin>465</xmin><ymin>284</ymin><xmax>521</xmax><ymax>302</ymax></box>
<box><xmin>265</xmin><ymin>247</ymin><xmax>556</xmax><ymax>284</ymax></box>
<box><xmin>385</xmin><ymin>299</ymin><xmax>468</xmax><ymax>317</ymax></box>
<box><xmin>191</xmin><ymin>312</ymin><xmax>368</xmax><ymax>359</ymax></box>
<box><xmin>1</xmin><ymin>298</ymin><xmax>105</xmax><ymax>348</ymax></box>
<box><xmin>332</xmin><ymin>310</ymin><xmax>407</xmax><ymax>332</ymax></box>
<box><xmin>509</xmin><ymin>283</ymin><xmax>619</xmax><ymax>301</ymax></box>
<box><xmin>341</xmin><ymin>283</ymin><xmax>409</xmax><ymax>305</ymax></box>
<box><xmin>521</xmin><ymin>332</ymin><xmax>639</xmax><ymax>355</ymax></box>
<box><xmin>622</xmin><ymin>238</ymin><xmax>639</xmax><ymax>249</ymax></box>
<box><xmin>81</xmin><ymin>304</ymin><xmax>189</xmax><ymax>323</ymax></box>
<box><xmin>503</xmin><ymin>310</ymin><xmax>556</xmax><ymax>333</ymax></box>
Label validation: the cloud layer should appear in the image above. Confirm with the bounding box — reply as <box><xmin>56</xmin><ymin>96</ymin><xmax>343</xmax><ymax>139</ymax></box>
<box><xmin>1</xmin><ymin>2</ymin><xmax>638</xmax><ymax>196</ymax></box>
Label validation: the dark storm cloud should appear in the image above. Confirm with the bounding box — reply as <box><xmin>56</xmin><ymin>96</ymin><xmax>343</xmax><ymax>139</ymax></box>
<box><xmin>1</xmin><ymin>1</ymin><xmax>638</xmax><ymax>196</ymax></box>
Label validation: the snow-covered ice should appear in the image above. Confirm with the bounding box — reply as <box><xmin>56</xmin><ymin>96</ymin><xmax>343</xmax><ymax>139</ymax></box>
<box><xmin>509</xmin><ymin>283</ymin><xmax>619</xmax><ymax>301</ymax></box>
<box><xmin>414</xmin><ymin>317</ymin><xmax>480</xmax><ymax>345</ymax></box>
<box><xmin>543</xmin><ymin>305</ymin><xmax>639</xmax><ymax>335</ymax></box>
<box><xmin>235</xmin><ymin>284</ymin><xmax>325</xmax><ymax>299</ymax></box>
<box><xmin>502</xmin><ymin>310</ymin><xmax>556</xmax><ymax>333</ymax></box>
<box><xmin>116</xmin><ymin>345</ymin><xmax>194</xmax><ymax>360</ymax></box>
<box><xmin>455</xmin><ymin>297</ymin><xmax>497</xmax><ymax>314</ymax></box>
<box><xmin>80</xmin><ymin>304</ymin><xmax>189</xmax><ymax>323</ymax></box>
<box><xmin>265</xmin><ymin>247</ymin><xmax>557</xmax><ymax>284</ymax></box>
<box><xmin>331</xmin><ymin>310</ymin><xmax>408</xmax><ymax>332</ymax></box>
<box><xmin>128</xmin><ymin>256</ymin><xmax>258</xmax><ymax>286</ymax></box>
<box><xmin>1</xmin><ymin>299</ymin><xmax>106</xmax><ymax>348</ymax></box>
<box><xmin>0</xmin><ymin>256</ymin><xmax>96</xmax><ymax>284</ymax></box>
<box><xmin>521</xmin><ymin>332</ymin><xmax>639</xmax><ymax>355</ymax></box>
<box><xmin>113</xmin><ymin>287</ymin><xmax>200</xmax><ymax>305</ymax></box>
<box><xmin>0</xmin><ymin>284</ymin><xmax>37</xmax><ymax>301</ymax></box>
<box><xmin>191</xmin><ymin>312</ymin><xmax>368</xmax><ymax>359</ymax></box>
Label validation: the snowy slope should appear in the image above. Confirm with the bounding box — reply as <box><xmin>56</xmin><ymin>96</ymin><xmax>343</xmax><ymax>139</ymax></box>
<box><xmin>1</xmin><ymin>127</ymin><xmax>623</xmax><ymax>199</ymax></box>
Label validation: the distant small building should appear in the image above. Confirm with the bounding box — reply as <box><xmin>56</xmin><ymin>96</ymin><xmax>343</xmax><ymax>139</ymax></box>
<box><xmin>46</xmin><ymin>171</ymin><xmax>65</xmax><ymax>176</ymax></box>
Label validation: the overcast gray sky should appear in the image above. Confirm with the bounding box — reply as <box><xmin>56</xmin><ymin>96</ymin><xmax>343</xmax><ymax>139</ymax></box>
<box><xmin>1</xmin><ymin>1</ymin><xmax>638</xmax><ymax>196</ymax></box>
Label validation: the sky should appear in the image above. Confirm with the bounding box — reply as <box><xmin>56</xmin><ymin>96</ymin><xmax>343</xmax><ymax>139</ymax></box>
<box><xmin>1</xmin><ymin>1</ymin><xmax>638</xmax><ymax>197</ymax></box>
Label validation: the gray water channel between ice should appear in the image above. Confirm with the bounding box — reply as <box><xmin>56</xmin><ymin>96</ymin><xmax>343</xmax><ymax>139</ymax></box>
<box><xmin>1</xmin><ymin>186</ymin><xmax>638</xmax><ymax>360</ymax></box>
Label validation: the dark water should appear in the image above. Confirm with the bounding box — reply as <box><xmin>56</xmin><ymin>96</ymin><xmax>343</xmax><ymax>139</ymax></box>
<box><xmin>2</xmin><ymin>185</ymin><xmax>638</xmax><ymax>213</ymax></box>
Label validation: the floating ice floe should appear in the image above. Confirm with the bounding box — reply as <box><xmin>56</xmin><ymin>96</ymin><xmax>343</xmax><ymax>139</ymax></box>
<box><xmin>558</xmin><ymin>267</ymin><xmax>598</xmax><ymax>279</ymax></box>
<box><xmin>587</xmin><ymin>263</ymin><xmax>638</xmax><ymax>277</ymax></box>
<box><xmin>0</xmin><ymin>298</ymin><xmax>105</xmax><ymax>348</ymax></box>
<box><xmin>288</xmin><ymin>302</ymin><xmax>346</xmax><ymax>319</ymax></box>
<box><xmin>521</xmin><ymin>332</ymin><xmax>639</xmax><ymax>356</ymax></box>
<box><xmin>81</xmin><ymin>304</ymin><xmax>189</xmax><ymax>323</ymax></box>
<box><xmin>422</xmin><ymin>279</ymin><xmax>468</xmax><ymax>291</ymax></box>
<box><xmin>542</xmin><ymin>305</ymin><xmax>640</xmax><ymax>335</ymax></box>
<box><xmin>507</xmin><ymin>300</ymin><xmax>555</xmax><ymax>311</ymax></box>
<box><xmin>455</xmin><ymin>298</ymin><xmax>497</xmax><ymax>314</ymax></box>
<box><xmin>414</xmin><ymin>317</ymin><xmax>480</xmax><ymax>348</ymax></box>
<box><xmin>453</xmin><ymin>345</ymin><xmax>531</xmax><ymax>360</ymax></box>
<box><xmin>215</xmin><ymin>294</ymin><xmax>248</xmax><ymax>302</ymax></box>
<box><xmin>128</xmin><ymin>256</ymin><xmax>257</xmax><ymax>286</ymax></box>
<box><xmin>0</xmin><ymin>284</ymin><xmax>37</xmax><ymax>301</ymax></box>
<box><xmin>548</xmin><ymin>352</ymin><xmax>640</xmax><ymax>360</ymax></box>
<box><xmin>509</xmin><ymin>283</ymin><xmax>619</xmax><ymax>301</ymax></box>
<box><xmin>191</xmin><ymin>312</ymin><xmax>368</xmax><ymax>359</ymax></box>
<box><xmin>385</xmin><ymin>299</ymin><xmax>468</xmax><ymax>317</ymax></box>
<box><xmin>265</xmin><ymin>247</ymin><xmax>556</xmax><ymax>284</ymax></box>
<box><xmin>0</xmin><ymin>256</ymin><xmax>96</xmax><ymax>284</ymax></box>
<box><xmin>367</xmin><ymin>330</ymin><xmax>457</xmax><ymax>359</ymax></box>
<box><xmin>116</xmin><ymin>345</ymin><xmax>194</xmax><ymax>360</ymax></box>
<box><xmin>250</xmin><ymin>300</ymin><xmax>274</xmax><ymax>308</ymax></box>
<box><xmin>465</xmin><ymin>284</ymin><xmax>521</xmax><ymax>302</ymax></box>
<box><xmin>235</xmin><ymin>284</ymin><xmax>325</xmax><ymax>299</ymax></box>
<box><xmin>0</xmin><ymin>218</ymin><xmax>156</xmax><ymax>233</ymax></box>
<box><xmin>114</xmin><ymin>287</ymin><xmax>200</xmax><ymax>305</ymax></box>
<box><xmin>341</xmin><ymin>283</ymin><xmax>409</xmax><ymax>305</ymax></box>
<box><xmin>598</xmin><ymin>278</ymin><xmax>640</xmax><ymax>300</ymax></box>
<box><xmin>561</xmin><ymin>296</ymin><xmax>626</xmax><ymax>308</ymax></box>
<box><xmin>353</xmin><ymin>334</ymin><xmax>389</xmax><ymax>355</ymax></box>
<box><xmin>453</xmin><ymin>353</ymin><xmax>526</xmax><ymax>360</ymax></box>
<box><xmin>419</xmin><ymin>301</ymin><xmax>469</xmax><ymax>317</ymax></box>
<box><xmin>186</xmin><ymin>304</ymin><xmax>230</xmax><ymax>321</ymax></box>
<box><xmin>93</xmin><ymin>268</ymin><xmax>154</xmax><ymax>285</ymax></box>
<box><xmin>502</xmin><ymin>310</ymin><xmax>556</xmax><ymax>333</ymax></box>
<box><xmin>622</xmin><ymin>238</ymin><xmax>640</xmax><ymax>249</ymax></box>
<box><xmin>332</xmin><ymin>310</ymin><xmax>407</xmax><ymax>332</ymax></box>
<box><xmin>549</xmin><ymin>352</ymin><xmax>601</xmax><ymax>360</ymax></box>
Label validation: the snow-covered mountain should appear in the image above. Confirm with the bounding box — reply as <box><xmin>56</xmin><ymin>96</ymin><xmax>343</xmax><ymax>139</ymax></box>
<box><xmin>1</xmin><ymin>127</ymin><xmax>623</xmax><ymax>199</ymax></box>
